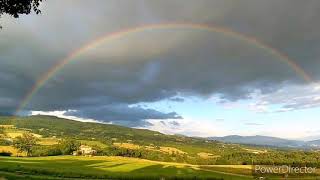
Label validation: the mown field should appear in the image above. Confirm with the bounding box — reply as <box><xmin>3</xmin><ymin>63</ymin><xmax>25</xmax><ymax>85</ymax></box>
<box><xmin>0</xmin><ymin>156</ymin><xmax>253</xmax><ymax>180</ymax></box>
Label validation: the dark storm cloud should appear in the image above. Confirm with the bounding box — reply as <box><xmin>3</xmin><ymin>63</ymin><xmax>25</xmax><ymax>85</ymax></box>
<box><xmin>0</xmin><ymin>64</ymin><xmax>37</xmax><ymax>114</ymax></box>
<box><xmin>1</xmin><ymin>0</ymin><xmax>320</xmax><ymax>125</ymax></box>
<box><xmin>64</xmin><ymin>104</ymin><xmax>181</xmax><ymax>127</ymax></box>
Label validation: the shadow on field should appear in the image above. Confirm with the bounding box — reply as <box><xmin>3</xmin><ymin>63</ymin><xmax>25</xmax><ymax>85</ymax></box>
<box><xmin>92</xmin><ymin>162</ymin><xmax>128</xmax><ymax>168</ymax></box>
<box><xmin>130</xmin><ymin>164</ymin><xmax>227</xmax><ymax>179</ymax></box>
<box><xmin>0</xmin><ymin>157</ymin><xmax>227</xmax><ymax>179</ymax></box>
<box><xmin>131</xmin><ymin>164</ymin><xmax>189</xmax><ymax>174</ymax></box>
<box><xmin>0</xmin><ymin>158</ymin><xmax>111</xmax><ymax>178</ymax></box>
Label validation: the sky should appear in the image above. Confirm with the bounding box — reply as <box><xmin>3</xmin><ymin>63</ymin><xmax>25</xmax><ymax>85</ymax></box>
<box><xmin>1</xmin><ymin>0</ymin><xmax>320</xmax><ymax>140</ymax></box>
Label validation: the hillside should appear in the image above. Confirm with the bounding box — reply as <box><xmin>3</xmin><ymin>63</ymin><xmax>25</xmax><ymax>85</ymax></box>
<box><xmin>1</xmin><ymin>115</ymin><xmax>320</xmax><ymax>167</ymax></box>
<box><xmin>0</xmin><ymin>115</ymin><xmax>171</xmax><ymax>144</ymax></box>
<box><xmin>0</xmin><ymin>115</ymin><xmax>227</xmax><ymax>151</ymax></box>
<box><xmin>0</xmin><ymin>115</ymin><xmax>244</xmax><ymax>164</ymax></box>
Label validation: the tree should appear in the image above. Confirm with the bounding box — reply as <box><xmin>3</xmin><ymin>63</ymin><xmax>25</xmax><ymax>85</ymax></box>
<box><xmin>59</xmin><ymin>139</ymin><xmax>80</xmax><ymax>155</ymax></box>
<box><xmin>13</xmin><ymin>132</ymin><xmax>38</xmax><ymax>156</ymax></box>
<box><xmin>0</xmin><ymin>0</ymin><xmax>44</xmax><ymax>28</ymax></box>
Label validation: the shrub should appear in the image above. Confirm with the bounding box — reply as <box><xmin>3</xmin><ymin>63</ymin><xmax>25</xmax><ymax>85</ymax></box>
<box><xmin>31</xmin><ymin>145</ymin><xmax>62</xmax><ymax>157</ymax></box>
<box><xmin>0</xmin><ymin>139</ymin><xmax>12</xmax><ymax>146</ymax></box>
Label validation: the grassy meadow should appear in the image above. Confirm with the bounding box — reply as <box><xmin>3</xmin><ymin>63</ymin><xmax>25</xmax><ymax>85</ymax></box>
<box><xmin>0</xmin><ymin>156</ymin><xmax>253</xmax><ymax>180</ymax></box>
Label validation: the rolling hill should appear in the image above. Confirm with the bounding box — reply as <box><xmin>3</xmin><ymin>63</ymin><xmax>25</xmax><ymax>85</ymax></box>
<box><xmin>1</xmin><ymin>115</ymin><xmax>320</xmax><ymax>166</ymax></box>
<box><xmin>0</xmin><ymin>115</ymin><xmax>245</xmax><ymax>162</ymax></box>
<box><xmin>208</xmin><ymin>135</ymin><xmax>320</xmax><ymax>148</ymax></box>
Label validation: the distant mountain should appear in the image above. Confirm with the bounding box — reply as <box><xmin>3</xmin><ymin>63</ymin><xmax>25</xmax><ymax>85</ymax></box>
<box><xmin>298</xmin><ymin>135</ymin><xmax>320</xmax><ymax>141</ymax></box>
<box><xmin>306</xmin><ymin>139</ymin><xmax>320</xmax><ymax>147</ymax></box>
<box><xmin>208</xmin><ymin>135</ymin><xmax>310</xmax><ymax>148</ymax></box>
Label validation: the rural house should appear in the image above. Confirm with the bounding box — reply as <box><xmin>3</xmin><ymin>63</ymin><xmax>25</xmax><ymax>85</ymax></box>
<box><xmin>73</xmin><ymin>145</ymin><xmax>96</xmax><ymax>156</ymax></box>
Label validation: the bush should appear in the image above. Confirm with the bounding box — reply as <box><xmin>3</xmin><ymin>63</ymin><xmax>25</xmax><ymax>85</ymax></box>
<box><xmin>59</xmin><ymin>139</ymin><xmax>80</xmax><ymax>155</ymax></box>
<box><xmin>31</xmin><ymin>145</ymin><xmax>62</xmax><ymax>157</ymax></box>
<box><xmin>0</xmin><ymin>139</ymin><xmax>12</xmax><ymax>146</ymax></box>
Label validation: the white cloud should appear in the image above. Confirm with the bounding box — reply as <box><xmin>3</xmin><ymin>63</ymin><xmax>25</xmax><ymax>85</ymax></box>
<box><xmin>138</xmin><ymin>118</ymin><xmax>228</xmax><ymax>137</ymax></box>
<box><xmin>30</xmin><ymin>110</ymin><xmax>103</xmax><ymax>123</ymax></box>
<box><xmin>246</xmin><ymin>83</ymin><xmax>320</xmax><ymax>113</ymax></box>
<box><xmin>248</xmin><ymin>101</ymin><xmax>270</xmax><ymax>113</ymax></box>
<box><xmin>139</xmin><ymin>118</ymin><xmax>313</xmax><ymax>139</ymax></box>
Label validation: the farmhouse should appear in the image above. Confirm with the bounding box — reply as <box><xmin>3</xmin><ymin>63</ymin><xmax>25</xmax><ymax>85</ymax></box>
<box><xmin>73</xmin><ymin>145</ymin><xmax>96</xmax><ymax>156</ymax></box>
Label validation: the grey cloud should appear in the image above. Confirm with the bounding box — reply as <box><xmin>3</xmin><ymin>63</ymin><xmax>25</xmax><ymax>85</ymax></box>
<box><xmin>1</xmin><ymin>0</ymin><xmax>320</xmax><ymax>125</ymax></box>
<box><xmin>277</xmin><ymin>99</ymin><xmax>320</xmax><ymax>112</ymax></box>
<box><xmin>168</xmin><ymin>121</ymin><xmax>180</xmax><ymax>127</ymax></box>
<box><xmin>169</xmin><ymin>97</ymin><xmax>185</xmax><ymax>102</ymax></box>
<box><xmin>64</xmin><ymin>104</ymin><xmax>181</xmax><ymax>127</ymax></box>
<box><xmin>250</xmin><ymin>84</ymin><xmax>320</xmax><ymax>112</ymax></box>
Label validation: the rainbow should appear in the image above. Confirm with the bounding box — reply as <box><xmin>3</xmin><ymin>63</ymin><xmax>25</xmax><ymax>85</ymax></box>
<box><xmin>15</xmin><ymin>23</ymin><xmax>313</xmax><ymax>114</ymax></box>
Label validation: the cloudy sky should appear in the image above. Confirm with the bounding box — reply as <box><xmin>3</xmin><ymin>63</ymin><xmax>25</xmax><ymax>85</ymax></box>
<box><xmin>1</xmin><ymin>0</ymin><xmax>320</xmax><ymax>139</ymax></box>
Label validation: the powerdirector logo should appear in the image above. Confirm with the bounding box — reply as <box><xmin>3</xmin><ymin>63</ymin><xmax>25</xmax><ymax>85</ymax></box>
<box><xmin>253</xmin><ymin>165</ymin><xmax>317</xmax><ymax>178</ymax></box>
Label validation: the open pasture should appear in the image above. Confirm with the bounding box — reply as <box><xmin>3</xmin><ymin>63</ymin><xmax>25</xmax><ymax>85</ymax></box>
<box><xmin>0</xmin><ymin>156</ymin><xmax>253</xmax><ymax>179</ymax></box>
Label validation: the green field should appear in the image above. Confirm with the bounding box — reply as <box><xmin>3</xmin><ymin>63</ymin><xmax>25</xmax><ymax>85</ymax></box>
<box><xmin>0</xmin><ymin>156</ymin><xmax>253</xmax><ymax>180</ymax></box>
